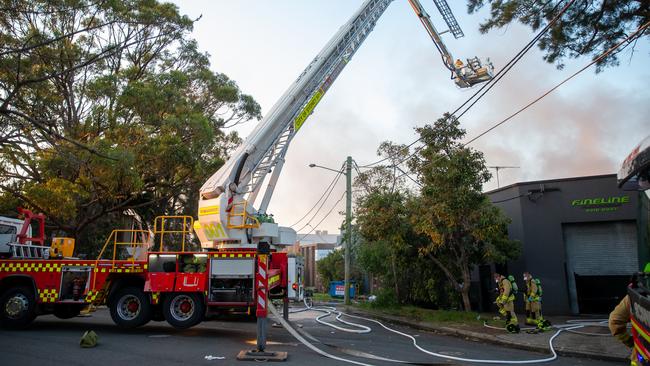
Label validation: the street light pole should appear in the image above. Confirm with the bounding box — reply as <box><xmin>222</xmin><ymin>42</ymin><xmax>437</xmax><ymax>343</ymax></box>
<box><xmin>344</xmin><ymin>156</ymin><xmax>352</xmax><ymax>306</ymax></box>
<box><xmin>308</xmin><ymin>158</ymin><xmax>354</xmax><ymax>305</ymax></box>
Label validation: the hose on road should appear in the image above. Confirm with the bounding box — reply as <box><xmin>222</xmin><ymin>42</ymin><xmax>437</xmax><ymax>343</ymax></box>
<box><xmin>279</xmin><ymin>299</ymin><xmax>608</xmax><ymax>365</ymax></box>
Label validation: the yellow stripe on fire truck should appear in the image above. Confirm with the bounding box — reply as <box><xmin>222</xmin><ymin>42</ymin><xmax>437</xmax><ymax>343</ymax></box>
<box><xmin>210</xmin><ymin>253</ymin><xmax>254</xmax><ymax>258</ymax></box>
<box><xmin>38</xmin><ymin>288</ymin><xmax>58</xmax><ymax>303</ymax></box>
<box><xmin>268</xmin><ymin>274</ymin><xmax>280</xmax><ymax>286</ymax></box>
<box><xmin>1</xmin><ymin>262</ymin><xmax>63</xmax><ymax>272</ymax></box>
<box><xmin>84</xmin><ymin>290</ymin><xmax>104</xmax><ymax>304</ymax></box>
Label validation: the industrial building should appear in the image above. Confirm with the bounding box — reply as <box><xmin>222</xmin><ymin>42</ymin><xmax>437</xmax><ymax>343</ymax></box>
<box><xmin>475</xmin><ymin>174</ymin><xmax>649</xmax><ymax>315</ymax></box>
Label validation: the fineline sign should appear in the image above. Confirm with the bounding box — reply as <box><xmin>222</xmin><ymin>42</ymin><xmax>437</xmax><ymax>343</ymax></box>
<box><xmin>571</xmin><ymin>195</ymin><xmax>630</xmax><ymax>213</ymax></box>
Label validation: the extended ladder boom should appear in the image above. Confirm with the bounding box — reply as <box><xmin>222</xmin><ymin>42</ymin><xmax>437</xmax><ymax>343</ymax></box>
<box><xmin>197</xmin><ymin>0</ymin><xmax>394</xmax><ymax>249</ymax></box>
<box><xmin>196</xmin><ymin>0</ymin><xmax>494</xmax><ymax>249</ymax></box>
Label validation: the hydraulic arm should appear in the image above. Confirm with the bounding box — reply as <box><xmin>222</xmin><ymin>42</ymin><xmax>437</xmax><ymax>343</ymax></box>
<box><xmin>195</xmin><ymin>0</ymin><xmax>494</xmax><ymax>250</ymax></box>
<box><xmin>407</xmin><ymin>0</ymin><xmax>494</xmax><ymax>87</ymax></box>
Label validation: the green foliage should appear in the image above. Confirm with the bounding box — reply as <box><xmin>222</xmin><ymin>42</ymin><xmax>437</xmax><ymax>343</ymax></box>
<box><xmin>408</xmin><ymin>115</ymin><xmax>520</xmax><ymax>311</ymax></box>
<box><xmin>369</xmin><ymin>288</ymin><xmax>399</xmax><ymax>309</ymax></box>
<box><xmin>354</xmin><ymin>115</ymin><xmax>519</xmax><ymax>311</ymax></box>
<box><xmin>316</xmin><ymin>248</ymin><xmax>364</xmax><ymax>291</ymax></box>
<box><xmin>467</xmin><ymin>0</ymin><xmax>649</xmax><ymax>70</ymax></box>
<box><xmin>317</xmin><ymin>249</ymin><xmax>345</xmax><ymax>289</ymax></box>
<box><xmin>0</xmin><ymin>1</ymin><xmax>261</xmax><ymax>250</ymax></box>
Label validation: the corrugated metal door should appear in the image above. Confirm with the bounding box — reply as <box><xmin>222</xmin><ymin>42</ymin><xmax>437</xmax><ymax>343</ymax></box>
<box><xmin>564</xmin><ymin>221</ymin><xmax>638</xmax><ymax>313</ymax></box>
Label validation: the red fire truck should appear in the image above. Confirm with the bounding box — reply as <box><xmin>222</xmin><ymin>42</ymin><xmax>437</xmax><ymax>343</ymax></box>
<box><xmin>0</xmin><ymin>1</ymin><xmax>492</xmax><ymax>357</ymax></box>
<box><xmin>0</xmin><ymin>212</ymin><xmax>289</xmax><ymax>330</ymax></box>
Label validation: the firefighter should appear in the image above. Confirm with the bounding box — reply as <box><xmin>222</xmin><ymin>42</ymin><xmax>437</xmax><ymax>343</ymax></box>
<box><xmin>523</xmin><ymin>272</ymin><xmax>550</xmax><ymax>330</ymax></box>
<box><xmin>494</xmin><ymin>272</ymin><xmax>519</xmax><ymax>333</ymax></box>
<box><xmin>609</xmin><ymin>263</ymin><xmax>650</xmax><ymax>366</ymax></box>
<box><xmin>609</xmin><ymin>295</ymin><xmax>636</xmax><ymax>365</ymax></box>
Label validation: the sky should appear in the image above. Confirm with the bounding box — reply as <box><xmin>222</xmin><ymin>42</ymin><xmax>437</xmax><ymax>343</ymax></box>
<box><xmin>169</xmin><ymin>0</ymin><xmax>650</xmax><ymax>234</ymax></box>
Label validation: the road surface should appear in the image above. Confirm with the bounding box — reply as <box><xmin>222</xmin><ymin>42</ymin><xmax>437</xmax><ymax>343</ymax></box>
<box><xmin>0</xmin><ymin>307</ymin><xmax>622</xmax><ymax>365</ymax></box>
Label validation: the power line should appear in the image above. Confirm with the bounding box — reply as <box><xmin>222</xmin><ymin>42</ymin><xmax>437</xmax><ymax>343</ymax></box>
<box><xmin>395</xmin><ymin>165</ymin><xmax>422</xmax><ymax>188</ymax></box>
<box><xmin>294</xmin><ymin>166</ymin><xmax>346</xmax><ymax>233</ymax></box>
<box><xmin>357</xmin><ymin>0</ymin><xmax>575</xmax><ymax>169</ymax></box>
<box><xmin>357</xmin><ymin>138</ymin><xmax>421</xmax><ymax>168</ymax></box>
<box><xmin>394</xmin><ymin>14</ymin><xmax>646</xmax><ymax>192</ymax></box>
<box><xmin>290</xmin><ymin>162</ymin><xmax>345</xmax><ymax>228</ymax></box>
<box><xmin>463</xmin><ymin>20</ymin><xmax>650</xmax><ymax>147</ymax></box>
<box><xmin>298</xmin><ymin>190</ymin><xmax>346</xmax><ymax>241</ymax></box>
<box><xmin>490</xmin><ymin>193</ymin><xmax>530</xmax><ymax>204</ymax></box>
<box><xmin>454</xmin><ymin>0</ymin><xmax>574</xmax><ymax>121</ymax></box>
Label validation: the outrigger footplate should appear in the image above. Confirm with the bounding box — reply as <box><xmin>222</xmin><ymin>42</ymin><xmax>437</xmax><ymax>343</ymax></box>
<box><xmin>237</xmin><ymin>350</ymin><xmax>288</xmax><ymax>362</ymax></box>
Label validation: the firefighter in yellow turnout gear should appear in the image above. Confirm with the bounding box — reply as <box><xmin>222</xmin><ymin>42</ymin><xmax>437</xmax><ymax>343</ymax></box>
<box><xmin>523</xmin><ymin>272</ymin><xmax>551</xmax><ymax>330</ymax></box>
<box><xmin>608</xmin><ymin>263</ymin><xmax>650</xmax><ymax>366</ymax></box>
<box><xmin>609</xmin><ymin>295</ymin><xmax>638</xmax><ymax>365</ymax></box>
<box><xmin>494</xmin><ymin>273</ymin><xmax>520</xmax><ymax>333</ymax></box>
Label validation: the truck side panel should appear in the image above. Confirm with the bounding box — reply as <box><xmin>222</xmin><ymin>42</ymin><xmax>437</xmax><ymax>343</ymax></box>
<box><xmin>0</xmin><ymin>260</ymin><xmax>146</xmax><ymax>305</ymax></box>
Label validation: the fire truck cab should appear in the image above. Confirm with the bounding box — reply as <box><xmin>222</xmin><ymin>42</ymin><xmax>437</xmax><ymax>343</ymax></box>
<box><xmin>0</xmin><ymin>216</ymin><xmax>28</xmax><ymax>257</ymax></box>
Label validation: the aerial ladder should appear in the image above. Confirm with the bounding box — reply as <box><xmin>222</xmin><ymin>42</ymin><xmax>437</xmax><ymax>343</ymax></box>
<box><xmin>195</xmin><ymin>0</ymin><xmax>495</xmax><ymax>251</ymax></box>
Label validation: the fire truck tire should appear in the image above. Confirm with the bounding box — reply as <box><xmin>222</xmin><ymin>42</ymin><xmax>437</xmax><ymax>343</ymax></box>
<box><xmin>53</xmin><ymin>304</ymin><xmax>82</xmax><ymax>319</ymax></box>
<box><xmin>0</xmin><ymin>286</ymin><xmax>37</xmax><ymax>329</ymax></box>
<box><xmin>109</xmin><ymin>287</ymin><xmax>151</xmax><ymax>328</ymax></box>
<box><xmin>163</xmin><ymin>292</ymin><xmax>204</xmax><ymax>329</ymax></box>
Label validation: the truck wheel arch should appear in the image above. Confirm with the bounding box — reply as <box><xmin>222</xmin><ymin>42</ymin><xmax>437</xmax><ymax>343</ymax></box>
<box><xmin>107</xmin><ymin>275</ymin><xmax>145</xmax><ymax>299</ymax></box>
<box><xmin>0</xmin><ymin>275</ymin><xmax>38</xmax><ymax>298</ymax></box>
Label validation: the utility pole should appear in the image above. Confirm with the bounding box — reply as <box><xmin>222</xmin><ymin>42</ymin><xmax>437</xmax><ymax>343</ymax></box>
<box><xmin>344</xmin><ymin>156</ymin><xmax>352</xmax><ymax>306</ymax></box>
<box><xmin>308</xmin><ymin>157</ymin><xmax>354</xmax><ymax>305</ymax></box>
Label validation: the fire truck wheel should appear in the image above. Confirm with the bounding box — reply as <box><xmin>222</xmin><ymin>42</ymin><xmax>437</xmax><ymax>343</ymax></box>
<box><xmin>109</xmin><ymin>287</ymin><xmax>151</xmax><ymax>328</ymax></box>
<box><xmin>0</xmin><ymin>286</ymin><xmax>37</xmax><ymax>329</ymax></box>
<box><xmin>53</xmin><ymin>304</ymin><xmax>82</xmax><ymax>319</ymax></box>
<box><xmin>163</xmin><ymin>293</ymin><xmax>204</xmax><ymax>329</ymax></box>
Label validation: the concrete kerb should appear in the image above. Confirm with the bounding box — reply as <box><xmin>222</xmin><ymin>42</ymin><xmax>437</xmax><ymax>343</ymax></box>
<box><xmin>340</xmin><ymin>306</ymin><xmax>629</xmax><ymax>364</ymax></box>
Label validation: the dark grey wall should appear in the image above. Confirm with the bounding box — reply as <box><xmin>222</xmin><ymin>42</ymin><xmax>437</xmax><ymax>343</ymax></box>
<box><xmin>487</xmin><ymin>174</ymin><xmax>640</xmax><ymax>314</ymax></box>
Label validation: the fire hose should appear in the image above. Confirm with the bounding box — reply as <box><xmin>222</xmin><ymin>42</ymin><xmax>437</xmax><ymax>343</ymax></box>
<box><xmin>272</xmin><ymin>299</ymin><xmax>606</xmax><ymax>365</ymax></box>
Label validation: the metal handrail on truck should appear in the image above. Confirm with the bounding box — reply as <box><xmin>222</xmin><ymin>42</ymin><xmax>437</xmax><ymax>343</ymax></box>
<box><xmin>153</xmin><ymin>215</ymin><xmax>194</xmax><ymax>252</ymax></box>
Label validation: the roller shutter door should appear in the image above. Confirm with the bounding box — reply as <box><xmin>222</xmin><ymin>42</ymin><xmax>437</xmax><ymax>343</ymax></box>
<box><xmin>565</xmin><ymin>221</ymin><xmax>637</xmax><ymax>275</ymax></box>
<box><xmin>564</xmin><ymin>221</ymin><xmax>637</xmax><ymax>313</ymax></box>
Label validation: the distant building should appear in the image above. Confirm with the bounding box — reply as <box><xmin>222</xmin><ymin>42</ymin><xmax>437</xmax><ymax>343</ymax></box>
<box><xmin>297</xmin><ymin>230</ymin><xmax>341</xmax><ymax>290</ymax></box>
<box><xmin>474</xmin><ymin>174</ymin><xmax>649</xmax><ymax>315</ymax></box>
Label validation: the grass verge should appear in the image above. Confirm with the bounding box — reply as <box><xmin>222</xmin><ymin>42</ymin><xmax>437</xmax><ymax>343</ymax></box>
<box><xmin>312</xmin><ymin>292</ymin><xmax>339</xmax><ymax>302</ymax></box>
<box><xmin>354</xmin><ymin>303</ymin><xmax>482</xmax><ymax>326</ymax></box>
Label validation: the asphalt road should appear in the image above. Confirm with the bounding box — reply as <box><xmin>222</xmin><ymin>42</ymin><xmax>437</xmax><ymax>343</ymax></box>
<box><xmin>0</xmin><ymin>307</ymin><xmax>623</xmax><ymax>366</ymax></box>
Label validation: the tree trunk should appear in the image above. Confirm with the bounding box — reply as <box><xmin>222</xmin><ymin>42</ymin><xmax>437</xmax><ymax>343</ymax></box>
<box><xmin>460</xmin><ymin>288</ymin><xmax>472</xmax><ymax>312</ymax></box>
<box><xmin>391</xmin><ymin>254</ymin><xmax>400</xmax><ymax>301</ymax></box>
<box><xmin>460</xmin><ymin>265</ymin><xmax>472</xmax><ymax>311</ymax></box>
